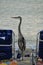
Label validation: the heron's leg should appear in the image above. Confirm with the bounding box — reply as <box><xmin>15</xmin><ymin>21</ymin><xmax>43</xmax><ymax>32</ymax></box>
<box><xmin>22</xmin><ymin>50</ymin><xmax>23</xmax><ymax>61</ymax></box>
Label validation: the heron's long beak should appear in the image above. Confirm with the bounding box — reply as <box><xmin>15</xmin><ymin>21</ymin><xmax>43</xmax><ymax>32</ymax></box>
<box><xmin>11</xmin><ymin>17</ymin><xmax>18</xmax><ymax>18</ymax></box>
<box><xmin>11</xmin><ymin>16</ymin><xmax>22</xmax><ymax>19</ymax></box>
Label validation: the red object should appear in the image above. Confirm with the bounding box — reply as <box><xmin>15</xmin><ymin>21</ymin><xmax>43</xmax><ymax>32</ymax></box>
<box><xmin>37</xmin><ymin>61</ymin><xmax>43</xmax><ymax>65</ymax></box>
<box><xmin>9</xmin><ymin>60</ymin><xmax>17</xmax><ymax>65</ymax></box>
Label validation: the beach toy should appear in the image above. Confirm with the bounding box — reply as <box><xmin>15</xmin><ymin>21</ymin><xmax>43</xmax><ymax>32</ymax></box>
<box><xmin>5</xmin><ymin>61</ymin><xmax>10</xmax><ymax>65</ymax></box>
<box><xmin>2</xmin><ymin>60</ymin><xmax>9</xmax><ymax>62</ymax></box>
<box><xmin>2</xmin><ymin>60</ymin><xmax>10</xmax><ymax>65</ymax></box>
<box><xmin>9</xmin><ymin>60</ymin><xmax>17</xmax><ymax>65</ymax></box>
<box><xmin>0</xmin><ymin>62</ymin><xmax>7</xmax><ymax>65</ymax></box>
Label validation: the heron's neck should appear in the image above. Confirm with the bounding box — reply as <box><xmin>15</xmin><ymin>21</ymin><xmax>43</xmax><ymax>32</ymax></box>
<box><xmin>18</xmin><ymin>18</ymin><xmax>22</xmax><ymax>35</ymax></box>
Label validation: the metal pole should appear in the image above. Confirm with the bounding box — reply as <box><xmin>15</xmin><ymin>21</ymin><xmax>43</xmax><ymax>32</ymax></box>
<box><xmin>32</xmin><ymin>49</ymin><xmax>35</xmax><ymax>65</ymax></box>
<box><xmin>36</xmin><ymin>32</ymin><xmax>39</xmax><ymax>65</ymax></box>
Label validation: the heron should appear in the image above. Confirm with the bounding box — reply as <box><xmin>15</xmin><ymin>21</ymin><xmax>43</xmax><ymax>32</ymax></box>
<box><xmin>11</xmin><ymin>16</ymin><xmax>26</xmax><ymax>60</ymax></box>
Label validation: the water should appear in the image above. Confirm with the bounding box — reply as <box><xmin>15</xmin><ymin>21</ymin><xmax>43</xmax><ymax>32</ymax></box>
<box><xmin>0</xmin><ymin>0</ymin><xmax>43</xmax><ymax>48</ymax></box>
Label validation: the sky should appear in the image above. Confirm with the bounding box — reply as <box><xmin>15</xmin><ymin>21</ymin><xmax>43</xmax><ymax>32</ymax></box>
<box><xmin>0</xmin><ymin>0</ymin><xmax>43</xmax><ymax>42</ymax></box>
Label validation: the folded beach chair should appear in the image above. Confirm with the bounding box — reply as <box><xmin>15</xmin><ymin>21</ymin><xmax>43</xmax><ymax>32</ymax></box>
<box><xmin>32</xmin><ymin>30</ymin><xmax>43</xmax><ymax>65</ymax></box>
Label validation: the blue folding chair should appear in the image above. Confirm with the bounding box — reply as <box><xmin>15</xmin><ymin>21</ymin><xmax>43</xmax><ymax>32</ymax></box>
<box><xmin>0</xmin><ymin>30</ymin><xmax>15</xmax><ymax>60</ymax></box>
<box><xmin>31</xmin><ymin>30</ymin><xmax>43</xmax><ymax>65</ymax></box>
<box><xmin>36</xmin><ymin>30</ymin><xmax>43</xmax><ymax>65</ymax></box>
